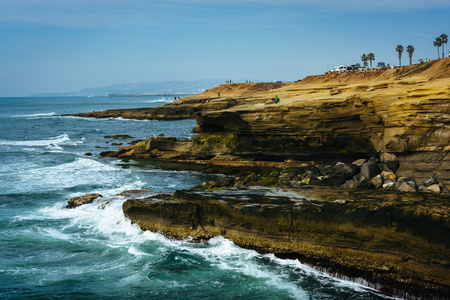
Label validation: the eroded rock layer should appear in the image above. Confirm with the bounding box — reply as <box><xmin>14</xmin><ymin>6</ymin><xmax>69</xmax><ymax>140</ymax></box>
<box><xmin>122</xmin><ymin>186</ymin><xmax>450</xmax><ymax>298</ymax></box>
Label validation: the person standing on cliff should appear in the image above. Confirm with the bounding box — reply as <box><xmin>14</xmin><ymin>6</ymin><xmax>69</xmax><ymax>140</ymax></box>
<box><xmin>274</xmin><ymin>95</ymin><xmax>280</xmax><ymax>104</ymax></box>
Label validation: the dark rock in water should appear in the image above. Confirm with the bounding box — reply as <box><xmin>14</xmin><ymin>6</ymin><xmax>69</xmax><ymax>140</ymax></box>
<box><xmin>100</xmin><ymin>151</ymin><xmax>117</xmax><ymax>157</ymax></box>
<box><xmin>104</xmin><ymin>135</ymin><xmax>135</xmax><ymax>139</ymax></box>
<box><xmin>84</xmin><ymin>152</ymin><xmax>92</xmax><ymax>156</ymax></box>
<box><xmin>66</xmin><ymin>193</ymin><xmax>102</xmax><ymax>209</ymax></box>
<box><xmin>115</xmin><ymin>190</ymin><xmax>153</xmax><ymax>198</ymax></box>
<box><xmin>360</xmin><ymin>163</ymin><xmax>381</xmax><ymax>180</ymax></box>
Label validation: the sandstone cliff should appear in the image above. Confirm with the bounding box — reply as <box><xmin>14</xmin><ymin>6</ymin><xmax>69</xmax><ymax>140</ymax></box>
<box><xmin>93</xmin><ymin>59</ymin><xmax>450</xmax><ymax>298</ymax></box>
<box><xmin>99</xmin><ymin>59</ymin><xmax>450</xmax><ymax>186</ymax></box>
<box><xmin>194</xmin><ymin>59</ymin><xmax>450</xmax><ymax>185</ymax></box>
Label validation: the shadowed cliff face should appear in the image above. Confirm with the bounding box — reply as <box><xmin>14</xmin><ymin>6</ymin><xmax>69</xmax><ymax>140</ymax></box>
<box><xmin>122</xmin><ymin>186</ymin><xmax>450</xmax><ymax>298</ymax></box>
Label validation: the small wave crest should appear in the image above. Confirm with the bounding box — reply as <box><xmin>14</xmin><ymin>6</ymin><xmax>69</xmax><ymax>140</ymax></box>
<box><xmin>0</xmin><ymin>133</ymin><xmax>71</xmax><ymax>147</ymax></box>
<box><xmin>12</xmin><ymin>112</ymin><xmax>58</xmax><ymax>118</ymax></box>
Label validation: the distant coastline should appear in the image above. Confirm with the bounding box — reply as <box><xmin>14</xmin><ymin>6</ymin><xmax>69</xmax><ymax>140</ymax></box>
<box><xmin>108</xmin><ymin>93</ymin><xmax>195</xmax><ymax>98</ymax></box>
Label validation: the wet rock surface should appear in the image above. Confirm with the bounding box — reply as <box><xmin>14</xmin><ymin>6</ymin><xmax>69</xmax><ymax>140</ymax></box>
<box><xmin>122</xmin><ymin>185</ymin><xmax>450</xmax><ymax>298</ymax></box>
<box><xmin>66</xmin><ymin>193</ymin><xmax>102</xmax><ymax>209</ymax></box>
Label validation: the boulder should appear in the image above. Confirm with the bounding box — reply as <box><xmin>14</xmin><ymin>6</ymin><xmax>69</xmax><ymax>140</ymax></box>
<box><xmin>380</xmin><ymin>152</ymin><xmax>398</xmax><ymax>162</ymax></box>
<box><xmin>381</xmin><ymin>171</ymin><xmax>396</xmax><ymax>181</ymax></box>
<box><xmin>425</xmin><ymin>176</ymin><xmax>439</xmax><ymax>187</ymax></box>
<box><xmin>425</xmin><ymin>184</ymin><xmax>441</xmax><ymax>194</ymax></box>
<box><xmin>380</xmin><ymin>160</ymin><xmax>400</xmax><ymax>173</ymax></box>
<box><xmin>322</xmin><ymin>175</ymin><xmax>346</xmax><ymax>187</ymax></box>
<box><xmin>329</xmin><ymin>162</ymin><xmax>359</xmax><ymax>180</ymax></box>
<box><xmin>66</xmin><ymin>193</ymin><xmax>102</xmax><ymax>209</ymax></box>
<box><xmin>342</xmin><ymin>179</ymin><xmax>356</xmax><ymax>188</ymax></box>
<box><xmin>368</xmin><ymin>156</ymin><xmax>379</xmax><ymax>164</ymax></box>
<box><xmin>352</xmin><ymin>158</ymin><xmax>366</xmax><ymax>166</ymax></box>
<box><xmin>382</xmin><ymin>181</ymin><xmax>397</xmax><ymax>191</ymax></box>
<box><xmin>397</xmin><ymin>182</ymin><xmax>417</xmax><ymax>193</ymax></box>
<box><xmin>370</xmin><ymin>174</ymin><xmax>383</xmax><ymax>189</ymax></box>
<box><xmin>360</xmin><ymin>163</ymin><xmax>381</xmax><ymax>180</ymax></box>
<box><xmin>356</xmin><ymin>177</ymin><xmax>374</xmax><ymax>189</ymax></box>
<box><xmin>398</xmin><ymin>177</ymin><xmax>416</xmax><ymax>185</ymax></box>
<box><xmin>216</xmin><ymin>176</ymin><xmax>235</xmax><ymax>187</ymax></box>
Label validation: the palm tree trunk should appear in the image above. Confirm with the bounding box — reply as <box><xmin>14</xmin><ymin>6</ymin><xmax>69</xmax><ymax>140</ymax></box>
<box><xmin>437</xmin><ymin>46</ymin><xmax>440</xmax><ymax>59</ymax></box>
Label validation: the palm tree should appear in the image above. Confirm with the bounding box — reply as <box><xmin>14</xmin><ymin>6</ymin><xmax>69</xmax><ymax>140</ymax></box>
<box><xmin>434</xmin><ymin>37</ymin><xmax>442</xmax><ymax>59</ymax></box>
<box><xmin>396</xmin><ymin>45</ymin><xmax>404</xmax><ymax>67</ymax></box>
<box><xmin>406</xmin><ymin>45</ymin><xmax>415</xmax><ymax>65</ymax></box>
<box><xmin>440</xmin><ymin>34</ymin><xmax>448</xmax><ymax>58</ymax></box>
<box><xmin>361</xmin><ymin>54</ymin><xmax>368</xmax><ymax>67</ymax></box>
<box><xmin>367</xmin><ymin>53</ymin><xmax>375</xmax><ymax>68</ymax></box>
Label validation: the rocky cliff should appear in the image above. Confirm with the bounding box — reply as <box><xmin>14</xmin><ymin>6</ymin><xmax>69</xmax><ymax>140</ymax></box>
<box><xmin>194</xmin><ymin>59</ymin><xmax>450</xmax><ymax>185</ymax></box>
<box><xmin>91</xmin><ymin>59</ymin><xmax>450</xmax><ymax>298</ymax></box>
<box><xmin>100</xmin><ymin>59</ymin><xmax>450</xmax><ymax>186</ymax></box>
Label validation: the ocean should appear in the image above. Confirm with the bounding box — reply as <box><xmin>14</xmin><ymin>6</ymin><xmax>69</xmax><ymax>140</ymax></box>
<box><xmin>0</xmin><ymin>96</ymin><xmax>393</xmax><ymax>299</ymax></box>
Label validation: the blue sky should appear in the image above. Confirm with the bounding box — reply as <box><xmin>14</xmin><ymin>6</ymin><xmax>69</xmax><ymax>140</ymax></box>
<box><xmin>0</xmin><ymin>0</ymin><xmax>449</xmax><ymax>96</ymax></box>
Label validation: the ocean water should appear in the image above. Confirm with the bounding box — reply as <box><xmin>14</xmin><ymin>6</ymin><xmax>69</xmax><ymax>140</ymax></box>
<box><xmin>0</xmin><ymin>96</ymin><xmax>393</xmax><ymax>299</ymax></box>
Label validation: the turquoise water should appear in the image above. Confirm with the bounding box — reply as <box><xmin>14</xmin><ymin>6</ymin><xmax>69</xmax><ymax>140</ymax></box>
<box><xmin>0</xmin><ymin>96</ymin><xmax>392</xmax><ymax>299</ymax></box>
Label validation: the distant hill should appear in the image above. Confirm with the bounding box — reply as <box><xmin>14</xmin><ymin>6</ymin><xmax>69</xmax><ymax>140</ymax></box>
<box><xmin>33</xmin><ymin>79</ymin><xmax>226</xmax><ymax>97</ymax></box>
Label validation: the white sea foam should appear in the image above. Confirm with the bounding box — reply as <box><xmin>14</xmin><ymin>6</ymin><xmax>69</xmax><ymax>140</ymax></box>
<box><xmin>171</xmin><ymin>236</ymin><xmax>309</xmax><ymax>299</ymax></box>
<box><xmin>12</xmin><ymin>112</ymin><xmax>58</xmax><ymax>118</ymax></box>
<box><xmin>15</xmin><ymin>191</ymin><xmax>392</xmax><ymax>299</ymax></box>
<box><xmin>0</xmin><ymin>133</ymin><xmax>71</xmax><ymax>147</ymax></box>
<box><xmin>11</xmin><ymin>157</ymin><xmax>140</xmax><ymax>195</ymax></box>
<box><xmin>263</xmin><ymin>253</ymin><xmax>399</xmax><ymax>299</ymax></box>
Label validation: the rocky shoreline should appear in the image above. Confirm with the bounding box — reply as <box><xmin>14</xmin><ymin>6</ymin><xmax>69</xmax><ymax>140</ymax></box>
<box><xmin>121</xmin><ymin>185</ymin><xmax>450</xmax><ymax>299</ymax></box>
<box><xmin>70</xmin><ymin>59</ymin><xmax>450</xmax><ymax>298</ymax></box>
<box><xmin>100</xmin><ymin>136</ymin><xmax>450</xmax><ymax>196</ymax></box>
